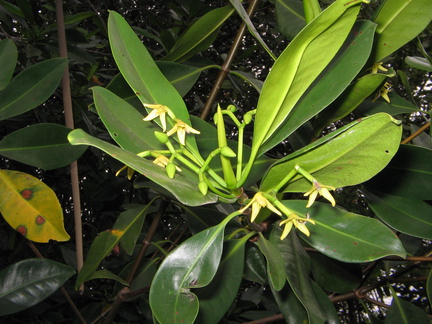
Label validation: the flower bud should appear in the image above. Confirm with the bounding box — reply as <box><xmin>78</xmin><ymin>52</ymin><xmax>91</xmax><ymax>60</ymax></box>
<box><xmin>198</xmin><ymin>181</ymin><xmax>208</xmax><ymax>195</ymax></box>
<box><xmin>243</xmin><ymin>113</ymin><xmax>253</xmax><ymax>124</ymax></box>
<box><xmin>154</xmin><ymin>131</ymin><xmax>169</xmax><ymax>144</ymax></box>
<box><xmin>166</xmin><ymin>163</ymin><xmax>177</xmax><ymax>178</ymax></box>
<box><xmin>220</xmin><ymin>146</ymin><xmax>236</xmax><ymax>158</ymax></box>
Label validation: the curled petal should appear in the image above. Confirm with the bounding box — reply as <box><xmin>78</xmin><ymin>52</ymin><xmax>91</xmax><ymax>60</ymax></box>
<box><xmin>320</xmin><ymin>188</ymin><xmax>336</xmax><ymax>207</ymax></box>
<box><xmin>295</xmin><ymin>220</ymin><xmax>311</xmax><ymax>237</ymax></box>
<box><xmin>280</xmin><ymin>220</ymin><xmax>293</xmax><ymax>240</ymax></box>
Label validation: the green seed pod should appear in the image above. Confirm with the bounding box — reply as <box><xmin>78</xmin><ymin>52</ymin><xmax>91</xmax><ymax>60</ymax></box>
<box><xmin>166</xmin><ymin>163</ymin><xmax>177</xmax><ymax>178</ymax></box>
<box><xmin>221</xmin><ymin>146</ymin><xmax>236</xmax><ymax>158</ymax></box>
<box><xmin>154</xmin><ymin>131</ymin><xmax>169</xmax><ymax>143</ymax></box>
<box><xmin>198</xmin><ymin>181</ymin><xmax>208</xmax><ymax>195</ymax></box>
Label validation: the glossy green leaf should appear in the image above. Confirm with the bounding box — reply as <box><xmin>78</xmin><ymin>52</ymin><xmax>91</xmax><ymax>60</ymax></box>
<box><xmin>107</xmin><ymin>11</ymin><xmax>190</xmax><ymax>127</ymax></box>
<box><xmin>0</xmin><ymin>124</ymin><xmax>87</xmax><ymax>170</ymax></box>
<box><xmin>0</xmin><ymin>258</ymin><xmax>75</xmax><ymax>316</ymax></box>
<box><xmin>0</xmin><ymin>38</ymin><xmax>17</xmax><ymax>91</ymax></box>
<box><xmin>251</xmin><ymin>0</ymin><xmax>364</xmax><ymax>158</ymax></box>
<box><xmin>149</xmin><ymin>212</ymin><xmax>238</xmax><ymax>324</ymax></box>
<box><xmin>76</xmin><ymin>204</ymin><xmax>151</xmax><ymax>288</ymax></box>
<box><xmin>303</xmin><ymin>0</ymin><xmax>321</xmax><ymax>23</ymax></box>
<box><xmin>256</xmin><ymin>233</ymin><xmax>286</xmax><ymax>291</ymax></box>
<box><xmin>244</xmin><ymin>243</ymin><xmax>267</xmax><ymax>285</ymax></box>
<box><xmin>313</xmin><ymin>68</ymin><xmax>394</xmax><ymax>136</ymax></box>
<box><xmin>365</xmin><ymin>144</ymin><xmax>432</xmax><ymax>200</ymax></box>
<box><xmin>261</xmin><ymin>113</ymin><xmax>402</xmax><ymax>193</ymax></box>
<box><xmin>310</xmin><ymin>253</ymin><xmax>362</xmax><ymax>293</ymax></box>
<box><xmin>195</xmin><ymin>239</ymin><xmax>246</xmax><ymax>324</ymax></box>
<box><xmin>0</xmin><ymin>58</ymin><xmax>67</xmax><ymax>121</ymax></box>
<box><xmin>311</xmin><ymin>281</ymin><xmax>341</xmax><ymax>324</ymax></box>
<box><xmin>264</xmin><ymin>20</ymin><xmax>377</xmax><ymax>151</ymax></box>
<box><xmin>357</xmin><ymin>92</ymin><xmax>419</xmax><ymax>116</ymax></box>
<box><xmin>68</xmin><ymin>129</ymin><xmax>218</xmax><ymax>206</ymax></box>
<box><xmin>157</xmin><ymin>61</ymin><xmax>213</xmax><ymax>97</ymax></box>
<box><xmin>405</xmin><ymin>56</ymin><xmax>432</xmax><ymax>71</ymax></box>
<box><xmin>0</xmin><ymin>170</ymin><xmax>70</xmax><ymax>243</ymax></box>
<box><xmin>92</xmin><ymin>86</ymin><xmax>164</xmax><ymax>153</ymax></box>
<box><xmin>365</xmin><ymin>191</ymin><xmax>432</xmax><ymax>240</ymax></box>
<box><xmin>270</xmin><ymin>227</ymin><xmax>326</xmax><ymax>324</ymax></box>
<box><xmin>275</xmin><ymin>0</ymin><xmax>306</xmax><ymax>41</ymax></box>
<box><xmin>371</xmin><ymin>0</ymin><xmax>432</xmax><ymax>63</ymax></box>
<box><xmin>385</xmin><ymin>295</ymin><xmax>430</xmax><ymax>324</ymax></box>
<box><xmin>85</xmin><ymin>269</ymin><xmax>129</xmax><ymax>286</ymax></box>
<box><xmin>228</xmin><ymin>0</ymin><xmax>276</xmax><ymax>60</ymax></box>
<box><xmin>284</xmin><ymin>200</ymin><xmax>406</xmax><ymax>262</ymax></box>
<box><xmin>162</xmin><ymin>5</ymin><xmax>234</xmax><ymax>62</ymax></box>
<box><xmin>271</xmin><ymin>283</ymin><xmax>309</xmax><ymax>323</ymax></box>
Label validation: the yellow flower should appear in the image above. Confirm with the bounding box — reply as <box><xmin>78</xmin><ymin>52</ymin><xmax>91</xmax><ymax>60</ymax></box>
<box><xmin>239</xmin><ymin>192</ymin><xmax>281</xmax><ymax>223</ymax></box>
<box><xmin>371</xmin><ymin>62</ymin><xmax>388</xmax><ymax>74</ymax></box>
<box><xmin>152</xmin><ymin>155</ymin><xmax>181</xmax><ymax>171</ymax></box>
<box><xmin>373</xmin><ymin>82</ymin><xmax>392</xmax><ymax>103</ymax></box>
<box><xmin>279</xmin><ymin>213</ymin><xmax>315</xmax><ymax>239</ymax></box>
<box><xmin>166</xmin><ymin>119</ymin><xmax>200</xmax><ymax>145</ymax></box>
<box><xmin>304</xmin><ymin>180</ymin><xmax>336</xmax><ymax>208</ymax></box>
<box><xmin>143</xmin><ymin>104</ymin><xmax>174</xmax><ymax>132</ymax></box>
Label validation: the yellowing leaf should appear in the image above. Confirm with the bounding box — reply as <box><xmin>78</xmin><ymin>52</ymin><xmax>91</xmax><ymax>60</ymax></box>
<box><xmin>0</xmin><ymin>170</ymin><xmax>70</xmax><ymax>243</ymax></box>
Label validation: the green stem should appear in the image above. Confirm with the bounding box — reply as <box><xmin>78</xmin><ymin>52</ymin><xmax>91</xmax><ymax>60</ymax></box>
<box><xmin>271</xmin><ymin>167</ymin><xmax>299</xmax><ymax>193</ymax></box>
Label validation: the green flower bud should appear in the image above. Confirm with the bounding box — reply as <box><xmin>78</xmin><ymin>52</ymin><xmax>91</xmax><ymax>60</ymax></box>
<box><xmin>243</xmin><ymin>113</ymin><xmax>253</xmax><ymax>124</ymax></box>
<box><xmin>166</xmin><ymin>163</ymin><xmax>177</xmax><ymax>178</ymax></box>
<box><xmin>198</xmin><ymin>181</ymin><xmax>208</xmax><ymax>195</ymax></box>
<box><xmin>227</xmin><ymin>105</ymin><xmax>237</xmax><ymax>113</ymax></box>
<box><xmin>221</xmin><ymin>146</ymin><xmax>236</xmax><ymax>158</ymax></box>
<box><xmin>154</xmin><ymin>131</ymin><xmax>169</xmax><ymax>144</ymax></box>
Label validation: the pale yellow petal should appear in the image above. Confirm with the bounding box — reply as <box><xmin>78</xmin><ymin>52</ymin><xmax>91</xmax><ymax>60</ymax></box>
<box><xmin>296</xmin><ymin>221</ymin><xmax>311</xmax><ymax>237</ymax></box>
<box><xmin>320</xmin><ymin>188</ymin><xmax>336</xmax><ymax>207</ymax></box>
<box><xmin>280</xmin><ymin>221</ymin><xmax>293</xmax><ymax>240</ymax></box>
<box><xmin>177</xmin><ymin>128</ymin><xmax>186</xmax><ymax>145</ymax></box>
<box><xmin>143</xmin><ymin>109</ymin><xmax>161</xmax><ymax>121</ymax></box>
<box><xmin>305</xmin><ymin>190</ymin><xmax>318</xmax><ymax>208</ymax></box>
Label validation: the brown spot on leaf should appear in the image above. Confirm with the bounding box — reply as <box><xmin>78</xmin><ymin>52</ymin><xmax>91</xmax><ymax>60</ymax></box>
<box><xmin>36</xmin><ymin>215</ymin><xmax>45</xmax><ymax>225</ymax></box>
<box><xmin>21</xmin><ymin>189</ymin><xmax>33</xmax><ymax>199</ymax></box>
<box><xmin>17</xmin><ymin>226</ymin><xmax>27</xmax><ymax>237</ymax></box>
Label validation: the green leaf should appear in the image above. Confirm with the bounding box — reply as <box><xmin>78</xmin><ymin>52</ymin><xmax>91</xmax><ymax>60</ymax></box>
<box><xmin>0</xmin><ymin>170</ymin><xmax>70</xmax><ymax>243</ymax></box>
<box><xmin>0</xmin><ymin>259</ymin><xmax>75</xmax><ymax>316</ymax></box>
<box><xmin>365</xmin><ymin>144</ymin><xmax>432</xmax><ymax>200</ymax></box>
<box><xmin>365</xmin><ymin>190</ymin><xmax>432</xmax><ymax>240</ymax></box>
<box><xmin>75</xmin><ymin>204</ymin><xmax>151</xmax><ymax>288</ymax></box>
<box><xmin>371</xmin><ymin>0</ymin><xmax>432</xmax><ymax>63</ymax></box>
<box><xmin>261</xmin><ymin>113</ymin><xmax>402</xmax><ymax>193</ymax></box>
<box><xmin>284</xmin><ymin>200</ymin><xmax>406</xmax><ymax>262</ymax></box>
<box><xmin>0</xmin><ymin>58</ymin><xmax>67</xmax><ymax>120</ymax></box>
<box><xmin>0</xmin><ymin>38</ymin><xmax>17</xmax><ymax>91</ymax></box>
<box><xmin>313</xmin><ymin>68</ymin><xmax>395</xmax><ymax>136</ymax></box>
<box><xmin>427</xmin><ymin>269</ymin><xmax>432</xmax><ymax>309</ymax></box>
<box><xmin>85</xmin><ymin>269</ymin><xmax>129</xmax><ymax>286</ymax></box>
<box><xmin>244</xmin><ymin>243</ymin><xmax>267</xmax><ymax>285</ymax></box>
<box><xmin>0</xmin><ymin>124</ymin><xmax>87</xmax><ymax>170</ymax></box>
<box><xmin>162</xmin><ymin>5</ymin><xmax>234</xmax><ymax>62</ymax></box>
<box><xmin>357</xmin><ymin>92</ymin><xmax>419</xmax><ymax>116</ymax></box>
<box><xmin>264</xmin><ymin>20</ymin><xmax>378</xmax><ymax>151</ymax></box>
<box><xmin>310</xmin><ymin>253</ymin><xmax>362</xmax><ymax>293</ymax></box>
<box><xmin>195</xmin><ymin>239</ymin><xmax>246</xmax><ymax>324</ymax></box>
<box><xmin>251</xmin><ymin>0</ymin><xmax>364</xmax><ymax>158</ymax></box>
<box><xmin>255</xmin><ymin>233</ymin><xmax>286</xmax><ymax>291</ymax></box>
<box><xmin>271</xmin><ymin>283</ymin><xmax>309</xmax><ymax>323</ymax></box>
<box><xmin>107</xmin><ymin>11</ymin><xmax>190</xmax><ymax>127</ymax></box>
<box><xmin>228</xmin><ymin>0</ymin><xmax>276</xmax><ymax>60</ymax></box>
<box><xmin>68</xmin><ymin>129</ymin><xmax>218</xmax><ymax>206</ymax></box>
<box><xmin>275</xmin><ymin>0</ymin><xmax>306</xmax><ymax>40</ymax></box>
<box><xmin>270</xmin><ymin>227</ymin><xmax>326</xmax><ymax>324</ymax></box>
<box><xmin>303</xmin><ymin>0</ymin><xmax>321</xmax><ymax>23</ymax></box>
<box><xmin>310</xmin><ymin>281</ymin><xmax>341</xmax><ymax>324</ymax></box>
<box><xmin>405</xmin><ymin>56</ymin><xmax>432</xmax><ymax>71</ymax></box>
<box><xmin>385</xmin><ymin>294</ymin><xmax>430</xmax><ymax>324</ymax></box>
<box><xmin>92</xmin><ymin>86</ymin><xmax>164</xmax><ymax>153</ymax></box>
<box><xmin>149</xmin><ymin>212</ymin><xmax>238</xmax><ymax>324</ymax></box>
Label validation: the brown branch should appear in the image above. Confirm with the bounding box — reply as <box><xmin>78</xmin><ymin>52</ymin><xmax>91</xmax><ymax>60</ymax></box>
<box><xmin>199</xmin><ymin>0</ymin><xmax>260</xmax><ymax>120</ymax></box>
<box><xmin>55</xmin><ymin>0</ymin><xmax>84</xmax><ymax>292</ymax></box>
<box><xmin>401</xmin><ymin>121</ymin><xmax>430</xmax><ymax>144</ymax></box>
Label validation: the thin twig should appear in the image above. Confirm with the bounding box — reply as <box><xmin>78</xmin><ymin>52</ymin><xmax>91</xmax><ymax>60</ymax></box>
<box><xmin>401</xmin><ymin>121</ymin><xmax>430</xmax><ymax>144</ymax></box>
<box><xmin>200</xmin><ymin>0</ymin><xmax>260</xmax><ymax>120</ymax></box>
<box><xmin>101</xmin><ymin>199</ymin><xmax>169</xmax><ymax>324</ymax></box>
<box><xmin>27</xmin><ymin>241</ymin><xmax>88</xmax><ymax>324</ymax></box>
<box><xmin>55</xmin><ymin>0</ymin><xmax>84</xmax><ymax>292</ymax></box>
